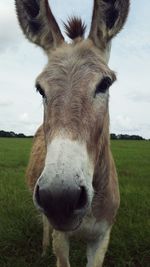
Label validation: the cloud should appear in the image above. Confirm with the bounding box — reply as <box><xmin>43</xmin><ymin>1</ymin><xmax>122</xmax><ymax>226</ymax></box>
<box><xmin>128</xmin><ymin>91</ymin><xmax>150</xmax><ymax>103</ymax></box>
<box><xmin>116</xmin><ymin>115</ymin><xmax>134</xmax><ymax>130</ymax></box>
<box><xmin>110</xmin><ymin>115</ymin><xmax>138</xmax><ymax>133</ymax></box>
<box><xmin>0</xmin><ymin>99</ymin><xmax>13</xmax><ymax>108</ymax></box>
<box><xmin>19</xmin><ymin>113</ymin><xmax>29</xmax><ymax>123</ymax></box>
<box><xmin>110</xmin><ymin>114</ymin><xmax>150</xmax><ymax>139</ymax></box>
<box><xmin>0</xmin><ymin>0</ymin><xmax>150</xmax><ymax>139</ymax></box>
<box><xmin>0</xmin><ymin>2</ymin><xmax>23</xmax><ymax>52</ymax></box>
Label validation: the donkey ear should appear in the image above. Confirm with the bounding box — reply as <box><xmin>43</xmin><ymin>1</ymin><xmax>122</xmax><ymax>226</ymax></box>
<box><xmin>89</xmin><ymin>0</ymin><xmax>130</xmax><ymax>49</ymax></box>
<box><xmin>15</xmin><ymin>0</ymin><xmax>64</xmax><ymax>52</ymax></box>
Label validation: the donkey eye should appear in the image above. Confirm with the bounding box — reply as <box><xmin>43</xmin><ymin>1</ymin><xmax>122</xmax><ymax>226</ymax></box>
<box><xmin>95</xmin><ymin>77</ymin><xmax>112</xmax><ymax>95</ymax></box>
<box><xmin>36</xmin><ymin>84</ymin><xmax>46</xmax><ymax>98</ymax></box>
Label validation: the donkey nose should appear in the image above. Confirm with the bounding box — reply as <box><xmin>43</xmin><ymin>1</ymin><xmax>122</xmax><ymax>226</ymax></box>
<box><xmin>35</xmin><ymin>183</ymin><xmax>87</xmax><ymax>219</ymax></box>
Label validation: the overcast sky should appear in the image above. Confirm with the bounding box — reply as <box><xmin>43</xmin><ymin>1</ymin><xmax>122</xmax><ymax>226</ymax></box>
<box><xmin>0</xmin><ymin>0</ymin><xmax>150</xmax><ymax>138</ymax></box>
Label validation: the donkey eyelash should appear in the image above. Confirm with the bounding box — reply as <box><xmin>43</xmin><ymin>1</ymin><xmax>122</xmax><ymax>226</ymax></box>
<box><xmin>95</xmin><ymin>77</ymin><xmax>112</xmax><ymax>96</ymax></box>
<box><xmin>36</xmin><ymin>84</ymin><xmax>46</xmax><ymax>98</ymax></box>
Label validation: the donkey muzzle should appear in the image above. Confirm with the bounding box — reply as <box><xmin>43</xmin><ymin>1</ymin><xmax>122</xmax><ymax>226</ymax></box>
<box><xmin>34</xmin><ymin>176</ymin><xmax>88</xmax><ymax>231</ymax></box>
<box><xmin>33</xmin><ymin>137</ymin><xmax>93</xmax><ymax>231</ymax></box>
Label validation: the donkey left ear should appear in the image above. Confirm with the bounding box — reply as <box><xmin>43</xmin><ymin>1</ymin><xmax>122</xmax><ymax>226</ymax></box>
<box><xmin>15</xmin><ymin>0</ymin><xmax>64</xmax><ymax>53</ymax></box>
<box><xmin>89</xmin><ymin>0</ymin><xmax>130</xmax><ymax>50</ymax></box>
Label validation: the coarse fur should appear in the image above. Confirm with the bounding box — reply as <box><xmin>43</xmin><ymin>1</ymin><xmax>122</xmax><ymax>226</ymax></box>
<box><xmin>64</xmin><ymin>17</ymin><xmax>86</xmax><ymax>40</ymax></box>
<box><xmin>15</xmin><ymin>0</ymin><xmax>130</xmax><ymax>266</ymax></box>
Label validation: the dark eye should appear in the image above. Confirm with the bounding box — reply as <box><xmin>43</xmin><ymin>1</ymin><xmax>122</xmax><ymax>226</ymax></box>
<box><xmin>95</xmin><ymin>77</ymin><xmax>112</xmax><ymax>96</ymax></box>
<box><xmin>36</xmin><ymin>84</ymin><xmax>46</xmax><ymax>98</ymax></box>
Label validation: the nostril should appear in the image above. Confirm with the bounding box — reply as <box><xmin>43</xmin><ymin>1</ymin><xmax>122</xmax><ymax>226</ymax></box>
<box><xmin>35</xmin><ymin>185</ymin><xmax>42</xmax><ymax>207</ymax></box>
<box><xmin>75</xmin><ymin>186</ymin><xmax>87</xmax><ymax>210</ymax></box>
<box><xmin>34</xmin><ymin>183</ymin><xmax>87</xmax><ymax>220</ymax></box>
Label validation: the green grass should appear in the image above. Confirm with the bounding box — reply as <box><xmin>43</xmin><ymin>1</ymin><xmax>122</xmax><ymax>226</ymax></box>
<box><xmin>0</xmin><ymin>138</ymin><xmax>149</xmax><ymax>267</ymax></box>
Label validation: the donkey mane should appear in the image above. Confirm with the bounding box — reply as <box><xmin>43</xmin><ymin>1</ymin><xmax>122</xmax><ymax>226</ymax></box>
<box><xmin>64</xmin><ymin>17</ymin><xmax>86</xmax><ymax>40</ymax></box>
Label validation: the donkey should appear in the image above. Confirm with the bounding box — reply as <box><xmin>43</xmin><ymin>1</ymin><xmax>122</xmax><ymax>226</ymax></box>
<box><xmin>15</xmin><ymin>0</ymin><xmax>130</xmax><ymax>266</ymax></box>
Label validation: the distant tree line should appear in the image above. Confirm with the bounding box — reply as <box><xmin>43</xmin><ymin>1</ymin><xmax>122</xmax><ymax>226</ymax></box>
<box><xmin>0</xmin><ymin>130</ymin><xmax>147</xmax><ymax>140</ymax></box>
<box><xmin>110</xmin><ymin>133</ymin><xmax>145</xmax><ymax>140</ymax></box>
<box><xmin>0</xmin><ymin>130</ymin><xmax>33</xmax><ymax>138</ymax></box>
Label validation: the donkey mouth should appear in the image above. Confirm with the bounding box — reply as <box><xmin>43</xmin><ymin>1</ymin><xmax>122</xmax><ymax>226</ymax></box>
<box><xmin>45</xmin><ymin>208</ymin><xmax>85</xmax><ymax>232</ymax></box>
<box><xmin>47</xmin><ymin>215</ymin><xmax>83</xmax><ymax>232</ymax></box>
<box><xmin>33</xmin><ymin>179</ymin><xmax>88</xmax><ymax>232</ymax></box>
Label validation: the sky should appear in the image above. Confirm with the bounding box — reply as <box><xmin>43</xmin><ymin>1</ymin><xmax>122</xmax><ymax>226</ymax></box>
<box><xmin>0</xmin><ymin>0</ymin><xmax>150</xmax><ymax>139</ymax></box>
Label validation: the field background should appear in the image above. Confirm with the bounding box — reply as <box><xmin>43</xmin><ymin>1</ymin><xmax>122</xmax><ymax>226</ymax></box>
<box><xmin>0</xmin><ymin>138</ymin><xmax>149</xmax><ymax>267</ymax></box>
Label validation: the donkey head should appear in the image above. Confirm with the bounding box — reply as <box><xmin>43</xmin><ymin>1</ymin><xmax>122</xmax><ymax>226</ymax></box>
<box><xmin>16</xmin><ymin>0</ymin><xmax>129</xmax><ymax>231</ymax></box>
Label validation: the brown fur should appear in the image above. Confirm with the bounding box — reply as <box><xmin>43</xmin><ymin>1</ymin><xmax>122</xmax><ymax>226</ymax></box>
<box><xmin>26</xmin><ymin>125</ymin><xmax>46</xmax><ymax>191</ymax></box>
<box><xmin>89</xmin><ymin>0</ymin><xmax>130</xmax><ymax>49</ymax></box>
<box><xmin>15</xmin><ymin>0</ymin><xmax>64</xmax><ymax>52</ymax></box>
<box><xmin>64</xmin><ymin>17</ymin><xmax>86</xmax><ymax>40</ymax></box>
<box><xmin>15</xmin><ymin>1</ymin><xmax>130</xmax><ymax>266</ymax></box>
<box><xmin>35</xmin><ymin>40</ymin><xmax>116</xmax><ymax>154</ymax></box>
<box><xmin>27</xmin><ymin>112</ymin><xmax>119</xmax><ymax>224</ymax></box>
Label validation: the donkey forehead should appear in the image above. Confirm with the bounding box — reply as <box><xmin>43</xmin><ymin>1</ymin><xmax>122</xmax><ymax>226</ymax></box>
<box><xmin>36</xmin><ymin>40</ymin><xmax>114</xmax><ymax>87</ymax></box>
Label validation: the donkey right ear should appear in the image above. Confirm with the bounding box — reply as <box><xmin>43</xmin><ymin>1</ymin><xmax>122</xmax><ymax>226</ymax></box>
<box><xmin>89</xmin><ymin>0</ymin><xmax>130</xmax><ymax>50</ymax></box>
<box><xmin>15</xmin><ymin>0</ymin><xmax>64</xmax><ymax>52</ymax></box>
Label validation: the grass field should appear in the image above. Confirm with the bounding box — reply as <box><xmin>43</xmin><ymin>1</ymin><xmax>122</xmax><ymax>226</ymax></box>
<box><xmin>0</xmin><ymin>138</ymin><xmax>149</xmax><ymax>267</ymax></box>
